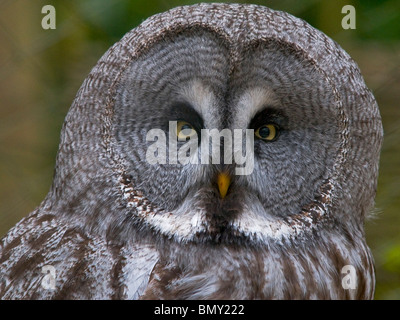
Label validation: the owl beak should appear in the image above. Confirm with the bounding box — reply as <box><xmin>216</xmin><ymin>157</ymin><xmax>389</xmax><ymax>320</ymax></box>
<box><xmin>217</xmin><ymin>172</ymin><xmax>231</xmax><ymax>199</ymax></box>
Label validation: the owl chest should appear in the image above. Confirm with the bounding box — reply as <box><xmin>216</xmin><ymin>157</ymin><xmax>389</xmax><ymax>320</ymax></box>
<box><xmin>140</xmin><ymin>250</ymin><xmax>272</xmax><ymax>300</ymax></box>
<box><xmin>137</xmin><ymin>240</ymin><xmax>373</xmax><ymax>300</ymax></box>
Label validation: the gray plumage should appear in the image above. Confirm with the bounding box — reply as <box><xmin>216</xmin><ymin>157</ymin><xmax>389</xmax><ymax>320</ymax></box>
<box><xmin>0</xmin><ymin>3</ymin><xmax>382</xmax><ymax>299</ymax></box>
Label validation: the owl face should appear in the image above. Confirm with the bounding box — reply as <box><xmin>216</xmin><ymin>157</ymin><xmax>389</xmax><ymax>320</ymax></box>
<box><xmin>114</xmin><ymin>28</ymin><xmax>339</xmax><ymax>244</ymax></box>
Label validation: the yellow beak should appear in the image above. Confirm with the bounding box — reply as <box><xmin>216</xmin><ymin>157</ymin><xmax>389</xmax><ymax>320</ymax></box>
<box><xmin>217</xmin><ymin>172</ymin><xmax>231</xmax><ymax>199</ymax></box>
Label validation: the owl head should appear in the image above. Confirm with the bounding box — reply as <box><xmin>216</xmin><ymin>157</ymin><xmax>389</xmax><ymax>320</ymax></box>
<box><xmin>0</xmin><ymin>3</ymin><xmax>385</xmax><ymax>300</ymax></box>
<box><xmin>48</xmin><ymin>3</ymin><xmax>383</xmax><ymax>249</ymax></box>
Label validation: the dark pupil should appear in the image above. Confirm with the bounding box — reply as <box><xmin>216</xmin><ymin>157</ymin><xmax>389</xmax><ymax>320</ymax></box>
<box><xmin>259</xmin><ymin>126</ymin><xmax>270</xmax><ymax>138</ymax></box>
<box><xmin>181</xmin><ymin>124</ymin><xmax>192</xmax><ymax>131</ymax></box>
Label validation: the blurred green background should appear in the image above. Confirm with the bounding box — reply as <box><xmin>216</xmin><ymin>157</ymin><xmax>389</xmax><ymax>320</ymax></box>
<box><xmin>0</xmin><ymin>0</ymin><xmax>399</xmax><ymax>299</ymax></box>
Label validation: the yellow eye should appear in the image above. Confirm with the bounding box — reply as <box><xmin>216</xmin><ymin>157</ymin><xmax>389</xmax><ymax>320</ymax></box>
<box><xmin>255</xmin><ymin>124</ymin><xmax>278</xmax><ymax>141</ymax></box>
<box><xmin>177</xmin><ymin>121</ymin><xmax>197</xmax><ymax>141</ymax></box>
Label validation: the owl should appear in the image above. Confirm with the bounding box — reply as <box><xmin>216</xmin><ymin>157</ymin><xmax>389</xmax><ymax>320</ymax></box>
<box><xmin>0</xmin><ymin>3</ymin><xmax>383</xmax><ymax>300</ymax></box>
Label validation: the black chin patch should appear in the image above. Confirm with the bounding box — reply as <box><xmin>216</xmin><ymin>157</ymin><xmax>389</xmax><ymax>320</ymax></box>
<box><xmin>201</xmin><ymin>183</ymin><xmax>245</xmax><ymax>239</ymax></box>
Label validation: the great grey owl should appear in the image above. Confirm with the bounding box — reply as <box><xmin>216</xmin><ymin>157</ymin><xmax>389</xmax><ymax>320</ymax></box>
<box><xmin>0</xmin><ymin>3</ymin><xmax>383</xmax><ymax>299</ymax></box>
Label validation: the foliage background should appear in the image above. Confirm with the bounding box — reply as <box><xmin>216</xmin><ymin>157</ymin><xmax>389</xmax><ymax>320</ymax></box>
<box><xmin>0</xmin><ymin>0</ymin><xmax>399</xmax><ymax>299</ymax></box>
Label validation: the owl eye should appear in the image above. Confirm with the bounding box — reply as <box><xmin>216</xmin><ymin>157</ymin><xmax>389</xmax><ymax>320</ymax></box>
<box><xmin>177</xmin><ymin>121</ymin><xmax>197</xmax><ymax>141</ymax></box>
<box><xmin>255</xmin><ymin>124</ymin><xmax>278</xmax><ymax>141</ymax></box>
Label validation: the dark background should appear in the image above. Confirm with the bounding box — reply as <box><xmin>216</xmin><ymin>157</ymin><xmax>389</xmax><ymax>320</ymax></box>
<box><xmin>0</xmin><ymin>0</ymin><xmax>399</xmax><ymax>299</ymax></box>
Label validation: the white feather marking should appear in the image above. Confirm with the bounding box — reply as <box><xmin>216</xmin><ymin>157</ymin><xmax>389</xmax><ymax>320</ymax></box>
<box><xmin>234</xmin><ymin>87</ymin><xmax>280</xmax><ymax>129</ymax></box>
<box><xmin>121</xmin><ymin>245</ymin><xmax>158</xmax><ymax>300</ymax></box>
<box><xmin>120</xmin><ymin>173</ymin><xmax>333</xmax><ymax>244</ymax></box>
<box><xmin>178</xmin><ymin>80</ymin><xmax>219</xmax><ymax>128</ymax></box>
